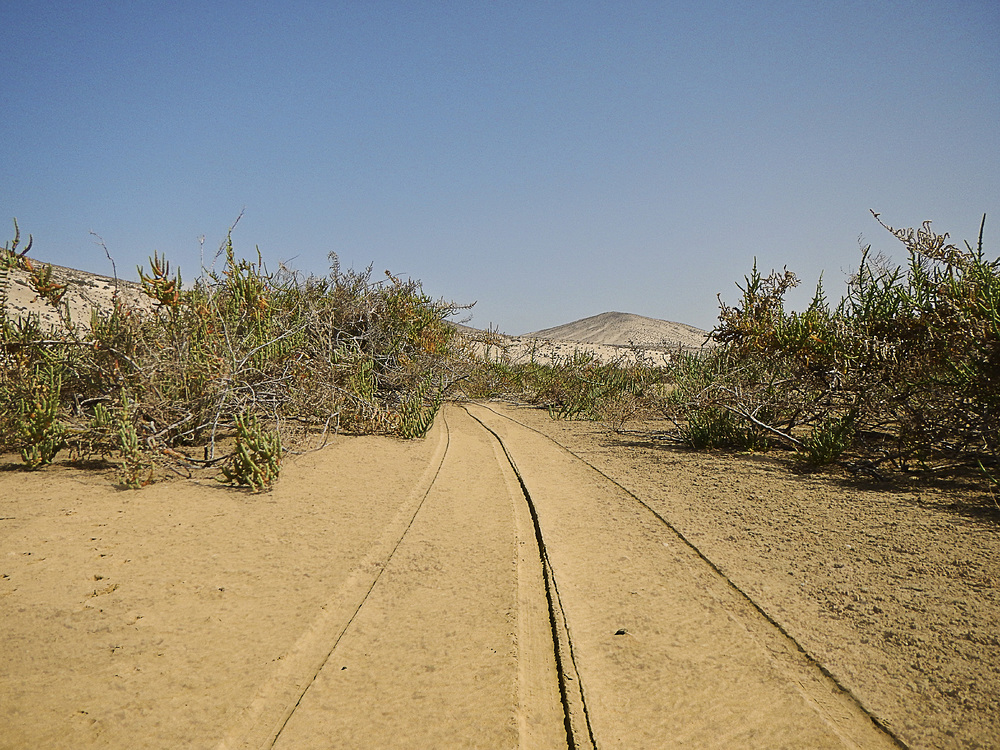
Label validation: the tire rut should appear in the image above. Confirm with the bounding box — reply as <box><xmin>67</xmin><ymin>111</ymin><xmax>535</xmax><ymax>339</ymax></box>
<box><xmin>218</xmin><ymin>400</ymin><xmax>903</xmax><ymax>749</ymax></box>
<box><xmin>467</xmin><ymin>401</ymin><xmax>904</xmax><ymax>749</ymax></box>
<box><xmin>216</xmin><ymin>412</ymin><xmax>451</xmax><ymax>750</ymax></box>
<box><xmin>233</xmin><ymin>405</ymin><xmax>569</xmax><ymax>750</ymax></box>
<box><xmin>466</xmin><ymin>405</ymin><xmax>597</xmax><ymax>749</ymax></box>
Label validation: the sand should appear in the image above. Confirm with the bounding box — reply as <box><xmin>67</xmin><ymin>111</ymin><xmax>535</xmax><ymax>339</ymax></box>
<box><xmin>3</xmin><ymin>401</ymin><xmax>996</xmax><ymax>748</ymax></box>
<box><xmin>2</xmin><ymin>263</ymin><xmax>152</xmax><ymax>331</ymax></box>
<box><xmin>2</xmin><ymin>265</ymin><xmax>997</xmax><ymax>747</ymax></box>
<box><xmin>505</xmin><ymin>404</ymin><xmax>1000</xmax><ymax>749</ymax></box>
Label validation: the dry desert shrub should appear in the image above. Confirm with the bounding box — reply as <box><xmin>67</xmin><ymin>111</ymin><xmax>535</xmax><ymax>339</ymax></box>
<box><xmin>7</xmin><ymin>210</ymin><xmax>995</xmax><ymax>493</ymax></box>
<box><xmin>664</xmin><ymin>212</ymin><xmax>999</xmax><ymax>486</ymax></box>
<box><xmin>1</xmin><ymin>221</ymin><xmax>469</xmax><ymax>489</ymax></box>
<box><xmin>462</xmin><ymin>342</ymin><xmax>662</xmax><ymax>426</ymax></box>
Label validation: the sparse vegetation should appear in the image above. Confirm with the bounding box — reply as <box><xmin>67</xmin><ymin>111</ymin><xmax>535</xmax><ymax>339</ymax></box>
<box><xmin>18</xmin><ymin>365</ymin><xmax>66</xmax><ymax>468</ymax></box>
<box><xmin>3</xmin><ymin>211</ymin><xmax>995</xmax><ymax>494</ymax></box>
<box><xmin>219</xmin><ymin>411</ymin><xmax>282</xmax><ymax>491</ymax></box>
<box><xmin>665</xmin><ymin>212</ymin><xmax>998</xmax><ymax>483</ymax></box>
<box><xmin>1</xmin><ymin>219</ymin><xmax>468</xmax><ymax>489</ymax></box>
<box><xmin>463</xmin><ymin>344</ymin><xmax>661</xmax><ymax>426</ymax></box>
<box><xmin>468</xmin><ymin>211</ymin><xmax>998</xmax><ymax>496</ymax></box>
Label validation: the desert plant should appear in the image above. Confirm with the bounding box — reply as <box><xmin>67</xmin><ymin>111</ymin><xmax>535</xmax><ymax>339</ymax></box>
<box><xmin>399</xmin><ymin>379</ymin><xmax>442</xmax><ymax>439</ymax></box>
<box><xmin>1</xmin><ymin>218</ymin><xmax>32</xmax><ymax>271</ymax></box>
<box><xmin>799</xmin><ymin>411</ymin><xmax>856</xmax><ymax>466</ymax></box>
<box><xmin>18</xmin><ymin>366</ymin><xmax>66</xmax><ymax>468</ymax></box>
<box><xmin>219</xmin><ymin>412</ymin><xmax>282</xmax><ymax>491</ymax></box>
<box><xmin>24</xmin><ymin>258</ymin><xmax>68</xmax><ymax>307</ymax></box>
<box><xmin>480</xmin><ymin>348</ymin><xmax>661</xmax><ymax>424</ymax></box>
<box><xmin>0</xmin><ymin>219</ymin><xmax>472</xmax><ymax>487</ymax></box>
<box><xmin>115</xmin><ymin>399</ymin><xmax>152</xmax><ymax>489</ymax></box>
<box><xmin>659</xmin><ymin>345</ymin><xmax>792</xmax><ymax>451</ymax></box>
<box><xmin>138</xmin><ymin>250</ymin><xmax>183</xmax><ymax>311</ymax></box>
<box><xmin>694</xmin><ymin>211</ymin><xmax>998</xmax><ymax>480</ymax></box>
<box><xmin>683</xmin><ymin>407</ymin><xmax>741</xmax><ymax>449</ymax></box>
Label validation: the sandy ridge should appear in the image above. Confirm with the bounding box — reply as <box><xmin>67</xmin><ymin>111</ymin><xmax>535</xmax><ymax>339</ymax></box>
<box><xmin>2</xmin><ymin>262</ymin><xmax>153</xmax><ymax>330</ymax></box>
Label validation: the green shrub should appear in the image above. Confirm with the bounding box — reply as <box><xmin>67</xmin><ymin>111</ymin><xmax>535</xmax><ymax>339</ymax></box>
<box><xmin>219</xmin><ymin>412</ymin><xmax>282</xmax><ymax>491</ymax></box>
<box><xmin>0</xmin><ymin>219</ymin><xmax>469</xmax><ymax>487</ymax></box>
<box><xmin>683</xmin><ymin>407</ymin><xmax>739</xmax><ymax>449</ymax></box>
<box><xmin>1</xmin><ymin>219</ymin><xmax>32</xmax><ymax>271</ymax></box>
<box><xmin>659</xmin><ymin>345</ymin><xmax>792</xmax><ymax>451</ymax></box>
<box><xmin>18</xmin><ymin>366</ymin><xmax>66</xmax><ymax>468</ymax></box>
<box><xmin>114</xmin><ymin>400</ymin><xmax>153</xmax><ymax>489</ymax></box>
<box><xmin>699</xmin><ymin>212</ymin><xmax>998</xmax><ymax>479</ymax></box>
<box><xmin>470</xmin><ymin>346</ymin><xmax>660</xmax><ymax>425</ymax></box>
<box><xmin>799</xmin><ymin>411</ymin><xmax>856</xmax><ymax>466</ymax></box>
<box><xmin>399</xmin><ymin>377</ymin><xmax>442</xmax><ymax>439</ymax></box>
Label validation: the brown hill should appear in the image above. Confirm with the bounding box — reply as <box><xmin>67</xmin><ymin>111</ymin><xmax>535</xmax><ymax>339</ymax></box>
<box><xmin>524</xmin><ymin>311</ymin><xmax>710</xmax><ymax>350</ymax></box>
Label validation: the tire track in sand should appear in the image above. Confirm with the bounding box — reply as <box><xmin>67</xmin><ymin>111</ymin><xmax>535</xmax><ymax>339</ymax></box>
<box><xmin>468</xmin><ymin>407</ymin><xmax>598</xmax><ymax>750</ymax></box>
<box><xmin>220</xmin><ymin>400</ymin><xmax>904</xmax><ymax>749</ymax></box>
<box><xmin>216</xmin><ymin>412</ymin><xmax>451</xmax><ymax>749</ymax></box>
<box><xmin>467</xmin><ymin>401</ymin><xmax>904</xmax><ymax>749</ymax></box>
<box><xmin>223</xmin><ymin>405</ymin><xmax>568</xmax><ymax>749</ymax></box>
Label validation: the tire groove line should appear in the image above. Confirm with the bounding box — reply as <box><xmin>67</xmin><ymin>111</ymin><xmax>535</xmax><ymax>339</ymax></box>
<box><xmin>472</xmin><ymin>401</ymin><xmax>909</xmax><ymax>750</ymax></box>
<box><xmin>268</xmin><ymin>411</ymin><xmax>452</xmax><ymax>747</ymax></box>
<box><xmin>217</xmin><ymin>412</ymin><xmax>452</xmax><ymax>750</ymax></box>
<box><xmin>464</xmin><ymin>405</ymin><xmax>598</xmax><ymax>750</ymax></box>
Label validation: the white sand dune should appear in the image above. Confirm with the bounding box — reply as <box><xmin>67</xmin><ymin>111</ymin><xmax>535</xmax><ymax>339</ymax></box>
<box><xmin>525</xmin><ymin>310</ymin><xmax>710</xmax><ymax>350</ymax></box>
<box><xmin>2</xmin><ymin>261</ymin><xmax>151</xmax><ymax>330</ymax></box>
<box><xmin>460</xmin><ymin>311</ymin><xmax>713</xmax><ymax>366</ymax></box>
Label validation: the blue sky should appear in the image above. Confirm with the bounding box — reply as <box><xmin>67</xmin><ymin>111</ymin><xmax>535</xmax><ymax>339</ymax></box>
<box><xmin>2</xmin><ymin>1</ymin><xmax>997</xmax><ymax>333</ymax></box>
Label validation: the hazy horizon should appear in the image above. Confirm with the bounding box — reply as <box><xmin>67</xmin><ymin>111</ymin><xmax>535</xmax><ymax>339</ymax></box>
<box><xmin>3</xmin><ymin>2</ymin><xmax>997</xmax><ymax>333</ymax></box>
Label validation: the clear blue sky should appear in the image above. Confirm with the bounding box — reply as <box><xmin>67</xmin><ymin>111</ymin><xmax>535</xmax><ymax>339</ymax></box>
<box><xmin>2</xmin><ymin>1</ymin><xmax>997</xmax><ymax>333</ymax></box>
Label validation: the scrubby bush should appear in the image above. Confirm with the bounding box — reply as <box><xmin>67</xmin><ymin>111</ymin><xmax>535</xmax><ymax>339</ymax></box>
<box><xmin>8</xmin><ymin>210</ymin><xmax>993</xmax><ymax>491</ymax></box>
<box><xmin>660</xmin><ymin>346</ymin><xmax>783</xmax><ymax>451</ymax></box>
<box><xmin>672</xmin><ymin>212</ymin><xmax>998</xmax><ymax>477</ymax></box>
<box><xmin>219</xmin><ymin>412</ymin><xmax>282</xmax><ymax>491</ymax></box>
<box><xmin>17</xmin><ymin>365</ymin><xmax>66</xmax><ymax>468</ymax></box>
<box><xmin>0</xmin><ymin>220</ymin><xmax>468</xmax><ymax>487</ymax></box>
<box><xmin>463</xmin><ymin>342</ymin><xmax>661</xmax><ymax>427</ymax></box>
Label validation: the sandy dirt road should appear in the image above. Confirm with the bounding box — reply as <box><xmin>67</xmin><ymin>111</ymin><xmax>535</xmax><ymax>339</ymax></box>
<box><xmin>3</xmin><ymin>402</ymin><xmax>905</xmax><ymax>748</ymax></box>
<box><xmin>462</xmin><ymin>403</ymin><xmax>898</xmax><ymax>750</ymax></box>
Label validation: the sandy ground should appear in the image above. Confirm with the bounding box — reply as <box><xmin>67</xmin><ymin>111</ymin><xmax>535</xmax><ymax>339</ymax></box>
<box><xmin>1</xmin><ymin>402</ymin><xmax>997</xmax><ymax>748</ymax></box>
<box><xmin>506</xmin><ymin>405</ymin><xmax>1000</xmax><ymax>750</ymax></box>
